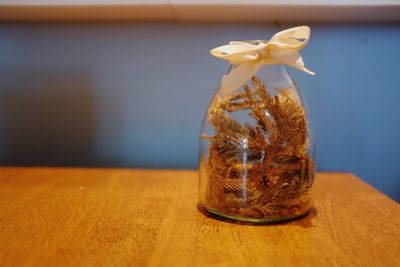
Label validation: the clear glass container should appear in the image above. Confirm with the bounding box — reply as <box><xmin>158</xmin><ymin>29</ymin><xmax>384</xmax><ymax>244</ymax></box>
<box><xmin>199</xmin><ymin>63</ymin><xmax>315</xmax><ymax>223</ymax></box>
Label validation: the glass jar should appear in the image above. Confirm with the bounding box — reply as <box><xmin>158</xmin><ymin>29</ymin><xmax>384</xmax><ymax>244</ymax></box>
<box><xmin>199</xmin><ymin>63</ymin><xmax>315</xmax><ymax>223</ymax></box>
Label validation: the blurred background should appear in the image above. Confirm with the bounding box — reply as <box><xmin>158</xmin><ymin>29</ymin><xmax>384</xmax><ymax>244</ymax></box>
<box><xmin>0</xmin><ymin>1</ymin><xmax>399</xmax><ymax>201</ymax></box>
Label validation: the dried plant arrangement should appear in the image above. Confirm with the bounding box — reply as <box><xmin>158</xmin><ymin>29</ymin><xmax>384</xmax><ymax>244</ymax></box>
<box><xmin>201</xmin><ymin>76</ymin><xmax>314</xmax><ymax>220</ymax></box>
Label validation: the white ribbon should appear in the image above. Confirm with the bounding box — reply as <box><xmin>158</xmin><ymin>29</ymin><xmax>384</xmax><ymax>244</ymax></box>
<box><xmin>210</xmin><ymin>26</ymin><xmax>315</xmax><ymax>96</ymax></box>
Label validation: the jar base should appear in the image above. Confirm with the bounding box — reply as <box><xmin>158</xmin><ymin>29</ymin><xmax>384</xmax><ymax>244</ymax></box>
<box><xmin>199</xmin><ymin>204</ymin><xmax>311</xmax><ymax>224</ymax></box>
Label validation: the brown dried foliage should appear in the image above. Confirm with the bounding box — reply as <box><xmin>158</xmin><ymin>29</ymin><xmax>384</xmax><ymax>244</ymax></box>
<box><xmin>203</xmin><ymin>76</ymin><xmax>314</xmax><ymax>219</ymax></box>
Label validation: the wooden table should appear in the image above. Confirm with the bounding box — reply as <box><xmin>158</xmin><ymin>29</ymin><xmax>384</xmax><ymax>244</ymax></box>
<box><xmin>0</xmin><ymin>168</ymin><xmax>399</xmax><ymax>267</ymax></box>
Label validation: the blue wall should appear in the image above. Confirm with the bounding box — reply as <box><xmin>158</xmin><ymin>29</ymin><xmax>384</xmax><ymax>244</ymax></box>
<box><xmin>0</xmin><ymin>22</ymin><xmax>399</xmax><ymax>200</ymax></box>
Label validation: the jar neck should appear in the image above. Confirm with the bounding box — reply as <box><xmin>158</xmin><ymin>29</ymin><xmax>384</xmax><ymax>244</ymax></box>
<box><xmin>222</xmin><ymin>63</ymin><xmax>296</xmax><ymax>96</ymax></box>
<box><xmin>228</xmin><ymin>63</ymin><xmax>289</xmax><ymax>77</ymax></box>
<box><xmin>256</xmin><ymin>64</ymin><xmax>290</xmax><ymax>81</ymax></box>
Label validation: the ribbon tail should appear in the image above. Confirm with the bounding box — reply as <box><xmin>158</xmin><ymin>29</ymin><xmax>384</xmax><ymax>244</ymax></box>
<box><xmin>219</xmin><ymin>62</ymin><xmax>261</xmax><ymax>96</ymax></box>
<box><xmin>271</xmin><ymin>49</ymin><xmax>315</xmax><ymax>76</ymax></box>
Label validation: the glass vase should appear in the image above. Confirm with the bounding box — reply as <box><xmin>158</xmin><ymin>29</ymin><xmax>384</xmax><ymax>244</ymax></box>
<box><xmin>199</xmin><ymin>63</ymin><xmax>315</xmax><ymax>223</ymax></box>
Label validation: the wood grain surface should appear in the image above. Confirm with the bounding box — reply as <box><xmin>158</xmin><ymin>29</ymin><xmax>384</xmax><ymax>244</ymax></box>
<box><xmin>0</xmin><ymin>168</ymin><xmax>399</xmax><ymax>267</ymax></box>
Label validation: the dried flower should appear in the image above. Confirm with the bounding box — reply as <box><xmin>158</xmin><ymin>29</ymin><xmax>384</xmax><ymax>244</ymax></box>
<box><xmin>202</xmin><ymin>76</ymin><xmax>314</xmax><ymax>219</ymax></box>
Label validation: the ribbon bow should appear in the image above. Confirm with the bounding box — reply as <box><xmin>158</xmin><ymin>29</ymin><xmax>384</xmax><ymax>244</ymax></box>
<box><xmin>210</xmin><ymin>26</ymin><xmax>315</xmax><ymax>96</ymax></box>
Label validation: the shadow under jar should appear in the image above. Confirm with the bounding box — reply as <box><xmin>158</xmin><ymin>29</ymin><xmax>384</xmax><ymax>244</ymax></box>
<box><xmin>199</xmin><ymin>63</ymin><xmax>315</xmax><ymax>223</ymax></box>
